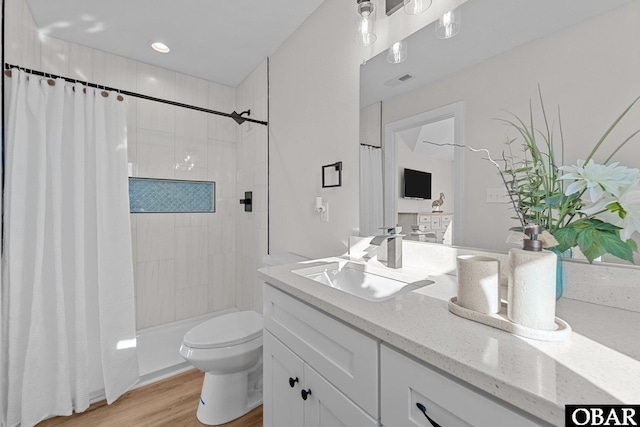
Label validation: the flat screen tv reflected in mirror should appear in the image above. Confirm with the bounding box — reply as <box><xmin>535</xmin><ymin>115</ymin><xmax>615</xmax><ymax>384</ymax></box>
<box><xmin>403</xmin><ymin>168</ymin><xmax>432</xmax><ymax>200</ymax></box>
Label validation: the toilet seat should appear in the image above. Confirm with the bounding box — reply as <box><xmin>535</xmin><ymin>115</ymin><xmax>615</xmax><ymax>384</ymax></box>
<box><xmin>184</xmin><ymin>311</ymin><xmax>262</xmax><ymax>349</ymax></box>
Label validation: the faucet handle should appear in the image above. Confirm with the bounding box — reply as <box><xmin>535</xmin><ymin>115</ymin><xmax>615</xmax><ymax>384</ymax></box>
<box><xmin>379</xmin><ymin>225</ymin><xmax>402</xmax><ymax>235</ymax></box>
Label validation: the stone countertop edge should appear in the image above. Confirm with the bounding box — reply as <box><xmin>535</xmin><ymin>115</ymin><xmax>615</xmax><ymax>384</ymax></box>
<box><xmin>258</xmin><ymin>257</ymin><xmax>640</xmax><ymax>427</ymax></box>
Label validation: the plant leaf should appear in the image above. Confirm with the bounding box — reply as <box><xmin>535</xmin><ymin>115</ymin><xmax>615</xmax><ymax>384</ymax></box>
<box><xmin>544</xmin><ymin>194</ymin><xmax>565</xmax><ymax>208</ymax></box>
<box><xmin>576</xmin><ymin>228</ymin><xmax>606</xmax><ymax>262</ymax></box>
<box><xmin>552</xmin><ymin>227</ymin><xmax>578</xmax><ymax>253</ymax></box>
<box><xmin>585</xmin><ymin>95</ymin><xmax>640</xmax><ymax>164</ymax></box>
<box><xmin>597</xmin><ymin>232</ymin><xmax>635</xmax><ymax>263</ymax></box>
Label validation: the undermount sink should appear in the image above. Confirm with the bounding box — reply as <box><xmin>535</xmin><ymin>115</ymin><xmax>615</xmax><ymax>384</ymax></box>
<box><xmin>292</xmin><ymin>261</ymin><xmax>433</xmax><ymax>302</ymax></box>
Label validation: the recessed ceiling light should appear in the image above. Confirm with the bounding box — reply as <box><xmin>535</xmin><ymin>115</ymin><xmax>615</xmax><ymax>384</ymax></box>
<box><xmin>150</xmin><ymin>42</ymin><xmax>170</xmax><ymax>54</ymax></box>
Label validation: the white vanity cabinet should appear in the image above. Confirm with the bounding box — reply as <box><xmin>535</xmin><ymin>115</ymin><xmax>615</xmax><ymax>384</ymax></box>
<box><xmin>380</xmin><ymin>344</ymin><xmax>545</xmax><ymax>427</ymax></box>
<box><xmin>398</xmin><ymin>212</ymin><xmax>453</xmax><ymax>243</ymax></box>
<box><xmin>263</xmin><ymin>285</ymin><xmax>379</xmax><ymax>427</ymax></box>
<box><xmin>263</xmin><ymin>283</ymin><xmax>549</xmax><ymax>427</ymax></box>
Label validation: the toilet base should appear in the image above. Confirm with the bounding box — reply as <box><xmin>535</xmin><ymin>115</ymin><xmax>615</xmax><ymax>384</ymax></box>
<box><xmin>196</xmin><ymin>360</ymin><xmax>263</xmax><ymax>425</ymax></box>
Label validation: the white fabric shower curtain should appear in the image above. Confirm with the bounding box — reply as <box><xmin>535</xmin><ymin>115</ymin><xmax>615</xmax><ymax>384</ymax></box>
<box><xmin>359</xmin><ymin>145</ymin><xmax>384</xmax><ymax>236</ymax></box>
<box><xmin>1</xmin><ymin>70</ymin><xmax>139</xmax><ymax>427</ymax></box>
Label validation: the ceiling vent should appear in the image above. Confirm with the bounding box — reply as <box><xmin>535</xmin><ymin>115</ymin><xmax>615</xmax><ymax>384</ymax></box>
<box><xmin>383</xmin><ymin>73</ymin><xmax>414</xmax><ymax>88</ymax></box>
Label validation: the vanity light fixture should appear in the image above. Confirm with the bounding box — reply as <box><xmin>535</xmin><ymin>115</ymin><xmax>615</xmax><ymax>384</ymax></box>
<box><xmin>387</xmin><ymin>40</ymin><xmax>407</xmax><ymax>64</ymax></box>
<box><xmin>436</xmin><ymin>7</ymin><xmax>461</xmax><ymax>39</ymax></box>
<box><xmin>403</xmin><ymin>0</ymin><xmax>431</xmax><ymax>15</ymax></box>
<box><xmin>150</xmin><ymin>41</ymin><xmax>171</xmax><ymax>54</ymax></box>
<box><xmin>355</xmin><ymin>0</ymin><xmax>377</xmax><ymax>46</ymax></box>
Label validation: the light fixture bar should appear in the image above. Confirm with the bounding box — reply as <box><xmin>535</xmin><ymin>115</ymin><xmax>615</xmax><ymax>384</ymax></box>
<box><xmin>386</xmin><ymin>0</ymin><xmax>403</xmax><ymax>15</ymax></box>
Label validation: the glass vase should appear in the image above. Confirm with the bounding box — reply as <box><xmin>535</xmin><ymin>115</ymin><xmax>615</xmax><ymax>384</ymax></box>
<box><xmin>549</xmin><ymin>247</ymin><xmax>571</xmax><ymax>299</ymax></box>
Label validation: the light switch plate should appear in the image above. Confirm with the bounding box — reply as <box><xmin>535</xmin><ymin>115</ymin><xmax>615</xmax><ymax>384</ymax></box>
<box><xmin>320</xmin><ymin>203</ymin><xmax>329</xmax><ymax>222</ymax></box>
<box><xmin>486</xmin><ymin>187</ymin><xmax>509</xmax><ymax>203</ymax></box>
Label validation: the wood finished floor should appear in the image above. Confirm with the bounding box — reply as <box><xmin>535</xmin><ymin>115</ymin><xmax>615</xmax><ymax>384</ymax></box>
<box><xmin>37</xmin><ymin>369</ymin><xmax>263</xmax><ymax>427</ymax></box>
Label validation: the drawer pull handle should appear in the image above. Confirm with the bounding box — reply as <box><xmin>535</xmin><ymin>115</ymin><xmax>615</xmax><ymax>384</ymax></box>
<box><xmin>289</xmin><ymin>377</ymin><xmax>299</xmax><ymax>388</ymax></box>
<box><xmin>301</xmin><ymin>389</ymin><xmax>312</xmax><ymax>400</ymax></box>
<box><xmin>416</xmin><ymin>402</ymin><xmax>442</xmax><ymax>427</ymax></box>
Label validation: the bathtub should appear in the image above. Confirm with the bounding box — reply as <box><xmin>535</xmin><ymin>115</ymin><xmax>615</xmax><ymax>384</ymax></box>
<box><xmin>135</xmin><ymin>308</ymin><xmax>237</xmax><ymax>389</ymax></box>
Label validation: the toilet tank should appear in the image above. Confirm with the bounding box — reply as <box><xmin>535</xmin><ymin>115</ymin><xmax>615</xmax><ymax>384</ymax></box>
<box><xmin>262</xmin><ymin>252</ymin><xmax>308</xmax><ymax>267</ymax></box>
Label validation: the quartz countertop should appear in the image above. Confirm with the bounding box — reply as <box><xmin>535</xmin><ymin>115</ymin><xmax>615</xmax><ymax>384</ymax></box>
<box><xmin>258</xmin><ymin>256</ymin><xmax>640</xmax><ymax>427</ymax></box>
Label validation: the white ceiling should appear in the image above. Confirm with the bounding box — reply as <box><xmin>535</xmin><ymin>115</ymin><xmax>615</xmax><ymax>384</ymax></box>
<box><xmin>361</xmin><ymin>0</ymin><xmax>631</xmax><ymax>107</ymax></box>
<box><xmin>26</xmin><ymin>0</ymin><xmax>325</xmax><ymax>87</ymax></box>
<box><xmin>25</xmin><ymin>0</ymin><xmax>631</xmax><ymax>91</ymax></box>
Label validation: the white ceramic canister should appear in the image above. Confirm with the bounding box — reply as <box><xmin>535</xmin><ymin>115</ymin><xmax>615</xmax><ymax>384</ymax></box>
<box><xmin>507</xmin><ymin>248</ymin><xmax>557</xmax><ymax>330</ymax></box>
<box><xmin>456</xmin><ymin>255</ymin><xmax>500</xmax><ymax>314</ymax></box>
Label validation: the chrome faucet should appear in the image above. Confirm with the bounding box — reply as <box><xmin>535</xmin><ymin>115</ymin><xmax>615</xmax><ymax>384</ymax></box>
<box><xmin>370</xmin><ymin>226</ymin><xmax>404</xmax><ymax>269</ymax></box>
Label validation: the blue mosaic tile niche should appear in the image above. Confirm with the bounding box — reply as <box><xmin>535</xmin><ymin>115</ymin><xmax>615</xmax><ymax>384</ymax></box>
<box><xmin>129</xmin><ymin>178</ymin><xmax>215</xmax><ymax>213</ymax></box>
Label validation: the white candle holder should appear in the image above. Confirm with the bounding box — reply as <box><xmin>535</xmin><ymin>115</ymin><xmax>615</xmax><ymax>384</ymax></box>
<box><xmin>456</xmin><ymin>255</ymin><xmax>500</xmax><ymax>314</ymax></box>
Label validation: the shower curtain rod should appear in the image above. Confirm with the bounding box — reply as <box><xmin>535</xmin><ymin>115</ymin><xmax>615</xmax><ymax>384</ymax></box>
<box><xmin>4</xmin><ymin>63</ymin><xmax>268</xmax><ymax>126</ymax></box>
<box><xmin>360</xmin><ymin>143</ymin><xmax>382</xmax><ymax>148</ymax></box>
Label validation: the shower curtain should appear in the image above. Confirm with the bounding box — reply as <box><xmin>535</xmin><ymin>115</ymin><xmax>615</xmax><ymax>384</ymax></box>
<box><xmin>359</xmin><ymin>145</ymin><xmax>384</xmax><ymax>236</ymax></box>
<box><xmin>1</xmin><ymin>70</ymin><xmax>139</xmax><ymax>427</ymax></box>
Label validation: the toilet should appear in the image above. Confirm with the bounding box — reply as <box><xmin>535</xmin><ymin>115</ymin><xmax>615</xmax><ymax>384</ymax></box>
<box><xmin>179</xmin><ymin>311</ymin><xmax>263</xmax><ymax>425</ymax></box>
<box><xmin>180</xmin><ymin>252</ymin><xmax>308</xmax><ymax>425</ymax></box>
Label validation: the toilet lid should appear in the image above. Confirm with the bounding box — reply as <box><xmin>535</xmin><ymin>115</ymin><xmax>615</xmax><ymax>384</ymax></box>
<box><xmin>184</xmin><ymin>311</ymin><xmax>263</xmax><ymax>349</ymax></box>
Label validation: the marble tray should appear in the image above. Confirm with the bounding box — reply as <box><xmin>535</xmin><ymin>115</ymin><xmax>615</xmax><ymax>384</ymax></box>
<box><xmin>448</xmin><ymin>297</ymin><xmax>572</xmax><ymax>342</ymax></box>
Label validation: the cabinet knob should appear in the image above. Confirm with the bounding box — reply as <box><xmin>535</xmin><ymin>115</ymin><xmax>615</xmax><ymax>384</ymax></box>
<box><xmin>288</xmin><ymin>377</ymin><xmax>299</xmax><ymax>388</ymax></box>
<box><xmin>301</xmin><ymin>389</ymin><xmax>312</xmax><ymax>400</ymax></box>
<box><xmin>416</xmin><ymin>402</ymin><xmax>442</xmax><ymax>427</ymax></box>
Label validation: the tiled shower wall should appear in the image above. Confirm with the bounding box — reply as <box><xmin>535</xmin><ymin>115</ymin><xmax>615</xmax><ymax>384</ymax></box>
<box><xmin>5</xmin><ymin>0</ymin><xmax>268</xmax><ymax>328</ymax></box>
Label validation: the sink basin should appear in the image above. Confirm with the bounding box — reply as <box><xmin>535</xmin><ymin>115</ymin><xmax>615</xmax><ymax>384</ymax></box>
<box><xmin>292</xmin><ymin>262</ymin><xmax>433</xmax><ymax>302</ymax></box>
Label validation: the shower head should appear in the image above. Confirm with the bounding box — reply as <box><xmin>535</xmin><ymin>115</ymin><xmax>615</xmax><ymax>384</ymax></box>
<box><xmin>230</xmin><ymin>109</ymin><xmax>251</xmax><ymax>125</ymax></box>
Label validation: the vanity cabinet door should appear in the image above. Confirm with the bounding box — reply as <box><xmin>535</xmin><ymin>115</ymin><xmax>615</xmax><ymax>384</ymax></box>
<box><xmin>265</xmin><ymin>330</ymin><xmax>379</xmax><ymax>427</ymax></box>
<box><xmin>303</xmin><ymin>364</ymin><xmax>378</xmax><ymax>427</ymax></box>
<box><xmin>381</xmin><ymin>344</ymin><xmax>545</xmax><ymax>427</ymax></box>
<box><xmin>264</xmin><ymin>285</ymin><xmax>379</xmax><ymax>417</ymax></box>
<box><xmin>264</xmin><ymin>331</ymin><xmax>304</xmax><ymax>427</ymax></box>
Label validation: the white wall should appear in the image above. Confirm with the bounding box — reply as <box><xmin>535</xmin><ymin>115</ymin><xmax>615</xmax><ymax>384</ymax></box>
<box><xmin>382</xmin><ymin>1</ymin><xmax>640</xmax><ymax>252</ymax></box>
<box><xmin>268</xmin><ymin>0</ymin><xmax>361</xmax><ymax>259</ymax></box>
<box><xmin>268</xmin><ymin>0</ymin><xmax>467</xmax><ymax>259</ymax></box>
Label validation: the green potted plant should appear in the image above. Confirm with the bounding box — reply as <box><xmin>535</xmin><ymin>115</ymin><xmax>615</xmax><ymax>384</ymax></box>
<box><xmin>488</xmin><ymin>88</ymin><xmax>640</xmax><ymax>297</ymax></box>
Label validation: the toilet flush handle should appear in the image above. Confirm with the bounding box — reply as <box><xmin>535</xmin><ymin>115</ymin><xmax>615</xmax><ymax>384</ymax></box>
<box><xmin>289</xmin><ymin>377</ymin><xmax>299</xmax><ymax>388</ymax></box>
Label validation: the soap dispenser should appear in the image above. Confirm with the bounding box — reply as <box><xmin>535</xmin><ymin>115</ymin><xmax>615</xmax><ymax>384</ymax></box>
<box><xmin>507</xmin><ymin>224</ymin><xmax>557</xmax><ymax>330</ymax></box>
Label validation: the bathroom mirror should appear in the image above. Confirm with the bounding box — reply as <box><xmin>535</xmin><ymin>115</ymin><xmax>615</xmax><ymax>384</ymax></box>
<box><xmin>359</xmin><ymin>0</ymin><xmax>640</xmax><ymax>264</ymax></box>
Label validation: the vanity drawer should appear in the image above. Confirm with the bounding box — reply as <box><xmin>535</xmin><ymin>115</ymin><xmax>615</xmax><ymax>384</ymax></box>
<box><xmin>441</xmin><ymin>215</ymin><xmax>452</xmax><ymax>226</ymax></box>
<box><xmin>418</xmin><ymin>214</ymin><xmax>431</xmax><ymax>224</ymax></box>
<box><xmin>381</xmin><ymin>344</ymin><xmax>544</xmax><ymax>427</ymax></box>
<box><xmin>431</xmin><ymin>216</ymin><xmax>441</xmax><ymax>229</ymax></box>
<box><xmin>264</xmin><ymin>285</ymin><xmax>379</xmax><ymax>417</ymax></box>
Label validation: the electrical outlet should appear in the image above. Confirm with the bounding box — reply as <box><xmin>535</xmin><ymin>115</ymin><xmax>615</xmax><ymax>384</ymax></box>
<box><xmin>320</xmin><ymin>203</ymin><xmax>329</xmax><ymax>222</ymax></box>
<box><xmin>486</xmin><ymin>187</ymin><xmax>509</xmax><ymax>204</ymax></box>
